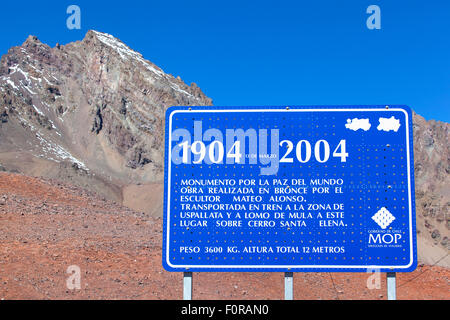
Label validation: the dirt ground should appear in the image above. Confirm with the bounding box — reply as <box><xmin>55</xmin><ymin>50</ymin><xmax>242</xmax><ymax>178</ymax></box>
<box><xmin>0</xmin><ymin>172</ymin><xmax>448</xmax><ymax>300</ymax></box>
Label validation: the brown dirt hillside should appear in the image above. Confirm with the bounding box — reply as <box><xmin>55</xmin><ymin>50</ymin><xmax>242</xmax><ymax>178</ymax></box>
<box><xmin>0</xmin><ymin>172</ymin><xmax>448</xmax><ymax>300</ymax></box>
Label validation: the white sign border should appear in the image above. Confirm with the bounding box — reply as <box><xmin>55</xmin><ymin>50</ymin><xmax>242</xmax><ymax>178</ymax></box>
<box><xmin>164</xmin><ymin>107</ymin><xmax>415</xmax><ymax>270</ymax></box>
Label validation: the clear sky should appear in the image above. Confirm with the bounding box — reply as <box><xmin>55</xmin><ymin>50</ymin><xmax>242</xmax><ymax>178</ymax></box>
<box><xmin>1</xmin><ymin>0</ymin><xmax>449</xmax><ymax>122</ymax></box>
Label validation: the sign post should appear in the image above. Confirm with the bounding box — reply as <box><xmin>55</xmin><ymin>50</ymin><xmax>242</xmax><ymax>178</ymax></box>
<box><xmin>386</xmin><ymin>272</ymin><xmax>396</xmax><ymax>300</ymax></box>
<box><xmin>163</xmin><ymin>106</ymin><xmax>417</xmax><ymax>299</ymax></box>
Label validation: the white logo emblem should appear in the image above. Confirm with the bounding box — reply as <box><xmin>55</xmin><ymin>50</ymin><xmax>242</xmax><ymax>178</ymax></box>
<box><xmin>377</xmin><ymin>116</ymin><xmax>401</xmax><ymax>132</ymax></box>
<box><xmin>371</xmin><ymin>207</ymin><xmax>395</xmax><ymax>229</ymax></box>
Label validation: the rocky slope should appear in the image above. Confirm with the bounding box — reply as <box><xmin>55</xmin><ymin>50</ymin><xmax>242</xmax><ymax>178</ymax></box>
<box><xmin>0</xmin><ymin>31</ymin><xmax>448</xmax><ymax>266</ymax></box>
<box><xmin>0</xmin><ymin>30</ymin><xmax>212</xmax><ymax>205</ymax></box>
<box><xmin>0</xmin><ymin>172</ymin><xmax>448</xmax><ymax>300</ymax></box>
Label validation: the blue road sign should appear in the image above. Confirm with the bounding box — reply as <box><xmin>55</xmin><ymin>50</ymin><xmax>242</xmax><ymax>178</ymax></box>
<box><xmin>162</xmin><ymin>106</ymin><xmax>417</xmax><ymax>272</ymax></box>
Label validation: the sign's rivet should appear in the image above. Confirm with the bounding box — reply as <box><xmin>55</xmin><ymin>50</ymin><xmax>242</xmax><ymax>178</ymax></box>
<box><xmin>385</xmin><ymin>105</ymin><xmax>389</xmax><ymax>109</ymax></box>
<box><xmin>286</xmin><ymin>106</ymin><xmax>290</xmax><ymax>110</ymax></box>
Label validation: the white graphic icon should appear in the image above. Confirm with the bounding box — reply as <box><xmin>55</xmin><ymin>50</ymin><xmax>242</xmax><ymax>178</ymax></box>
<box><xmin>345</xmin><ymin>118</ymin><xmax>371</xmax><ymax>131</ymax></box>
<box><xmin>366</xmin><ymin>5</ymin><xmax>381</xmax><ymax>30</ymax></box>
<box><xmin>377</xmin><ymin>116</ymin><xmax>401</xmax><ymax>132</ymax></box>
<box><xmin>371</xmin><ymin>207</ymin><xmax>395</xmax><ymax>229</ymax></box>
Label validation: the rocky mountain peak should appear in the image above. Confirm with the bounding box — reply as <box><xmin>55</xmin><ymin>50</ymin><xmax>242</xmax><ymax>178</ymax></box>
<box><xmin>23</xmin><ymin>35</ymin><xmax>41</xmax><ymax>45</ymax></box>
<box><xmin>19</xmin><ymin>35</ymin><xmax>46</xmax><ymax>54</ymax></box>
<box><xmin>0</xmin><ymin>31</ymin><xmax>448</xmax><ymax>266</ymax></box>
<box><xmin>412</xmin><ymin>112</ymin><xmax>449</xmax><ymax>265</ymax></box>
<box><xmin>0</xmin><ymin>30</ymin><xmax>212</xmax><ymax>202</ymax></box>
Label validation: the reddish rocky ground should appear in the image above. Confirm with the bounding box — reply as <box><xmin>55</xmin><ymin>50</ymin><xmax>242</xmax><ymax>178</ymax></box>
<box><xmin>0</xmin><ymin>172</ymin><xmax>448</xmax><ymax>300</ymax></box>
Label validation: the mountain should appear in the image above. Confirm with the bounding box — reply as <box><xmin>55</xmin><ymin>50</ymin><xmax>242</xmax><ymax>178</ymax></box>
<box><xmin>0</xmin><ymin>31</ymin><xmax>448</xmax><ymax>266</ymax></box>
<box><xmin>0</xmin><ymin>30</ymin><xmax>212</xmax><ymax>213</ymax></box>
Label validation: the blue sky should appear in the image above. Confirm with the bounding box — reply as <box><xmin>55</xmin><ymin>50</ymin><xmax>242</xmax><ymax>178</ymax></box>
<box><xmin>1</xmin><ymin>0</ymin><xmax>449</xmax><ymax>122</ymax></box>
